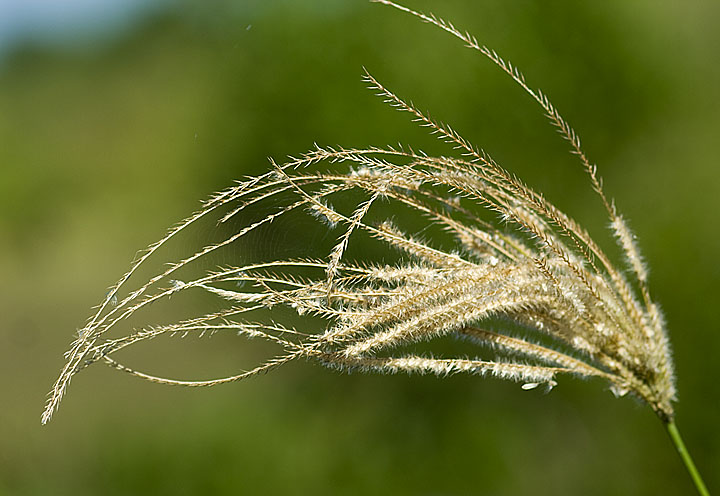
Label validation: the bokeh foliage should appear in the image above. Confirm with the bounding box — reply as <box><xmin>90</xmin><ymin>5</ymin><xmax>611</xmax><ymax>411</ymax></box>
<box><xmin>1</xmin><ymin>1</ymin><xmax>718</xmax><ymax>494</ymax></box>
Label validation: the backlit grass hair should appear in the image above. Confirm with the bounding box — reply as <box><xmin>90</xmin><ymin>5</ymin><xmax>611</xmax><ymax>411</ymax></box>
<box><xmin>43</xmin><ymin>2</ymin><xmax>709</xmax><ymax>494</ymax></box>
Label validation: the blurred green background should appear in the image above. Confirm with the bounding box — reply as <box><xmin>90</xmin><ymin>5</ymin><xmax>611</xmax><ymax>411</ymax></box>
<box><xmin>1</xmin><ymin>1</ymin><xmax>718</xmax><ymax>494</ymax></box>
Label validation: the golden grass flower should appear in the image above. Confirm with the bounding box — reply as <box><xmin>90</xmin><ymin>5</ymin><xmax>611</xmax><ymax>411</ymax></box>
<box><xmin>43</xmin><ymin>2</ymin><xmax>709</xmax><ymax>494</ymax></box>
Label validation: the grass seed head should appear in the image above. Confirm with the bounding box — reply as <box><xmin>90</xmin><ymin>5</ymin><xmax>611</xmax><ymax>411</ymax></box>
<box><xmin>43</xmin><ymin>0</ymin><xmax>676</xmax><ymax>426</ymax></box>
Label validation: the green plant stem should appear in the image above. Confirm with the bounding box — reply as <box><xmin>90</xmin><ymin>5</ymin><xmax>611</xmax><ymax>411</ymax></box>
<box><xmin>665</xmin><ymin>419</ymin><xmax>710</xmax><ymax>496</ymax></box>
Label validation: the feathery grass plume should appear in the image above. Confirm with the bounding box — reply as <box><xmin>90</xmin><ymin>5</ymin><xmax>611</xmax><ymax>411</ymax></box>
<box><xmin>43</xmin><ymin>1</ymin><xmax>709</xmax><ymax>493</ymax></box>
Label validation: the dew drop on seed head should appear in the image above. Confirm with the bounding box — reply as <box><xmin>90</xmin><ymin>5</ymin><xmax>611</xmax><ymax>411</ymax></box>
<box><xmin>610</xmin><ymin>384</ymin><xmax>629</xmax><ymax>398</ymax></box>
<box><xmin>233</xmin><ymin>270</ymin><xmax>247</xmax><ymax>288</ymax></box>
<box><xmin>105</xmin><ymin>290</ymin><xmax>118</xmax><ymax>307</ymax></box>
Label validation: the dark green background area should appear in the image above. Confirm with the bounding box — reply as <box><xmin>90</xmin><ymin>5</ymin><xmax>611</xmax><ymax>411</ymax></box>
<box><xmin>1</xmin><ymin>1</ymin><xmax>718</xmax><ymax>494</ymax></box>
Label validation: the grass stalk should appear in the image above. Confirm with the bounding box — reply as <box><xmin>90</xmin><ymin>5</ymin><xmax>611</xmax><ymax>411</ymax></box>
<box><xmin>665</xmin><ymin>419</ymin><xmax>710</xmax><ymax>496</ymax></box>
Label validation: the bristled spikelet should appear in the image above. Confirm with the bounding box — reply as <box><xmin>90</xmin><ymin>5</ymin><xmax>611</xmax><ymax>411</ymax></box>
<box><xmin>42</xmin><ymin>0</ymin><xmax>676</xmax><ymax>426</ymax></box>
